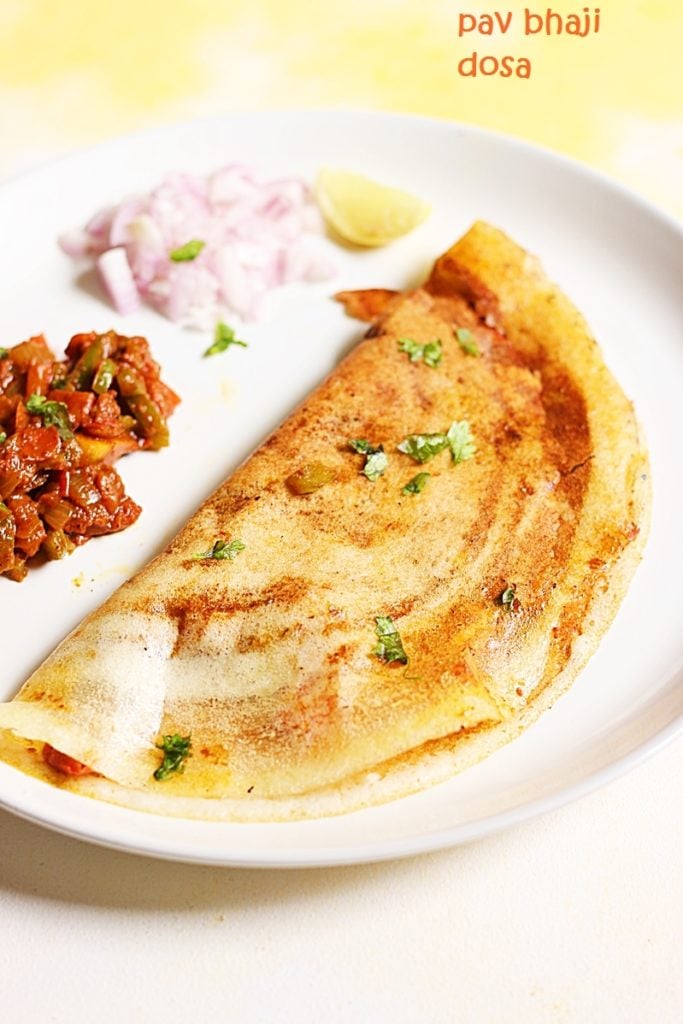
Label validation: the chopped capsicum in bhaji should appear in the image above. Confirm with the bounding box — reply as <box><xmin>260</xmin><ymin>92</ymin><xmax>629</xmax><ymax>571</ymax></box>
<box><xmin>0</xmin><ymin>331</ymin><xmax>179</xmax><ymax>580</ymax></box>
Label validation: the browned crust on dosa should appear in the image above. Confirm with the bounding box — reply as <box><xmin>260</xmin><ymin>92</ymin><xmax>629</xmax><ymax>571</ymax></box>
<box><xmin>0</xmin><ymin>222</ymin><xmax>650</xmax><ymax>821</ymax></box>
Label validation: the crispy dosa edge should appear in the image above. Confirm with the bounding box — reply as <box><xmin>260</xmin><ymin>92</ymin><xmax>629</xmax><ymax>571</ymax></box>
<box><xmin>0</xmin><ymin>223</ymin><xmax>650</xmax><ymax>822</ymax></box>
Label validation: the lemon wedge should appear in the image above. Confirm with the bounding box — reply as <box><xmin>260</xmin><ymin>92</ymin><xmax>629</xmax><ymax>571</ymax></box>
<box><xmin>315</xmin><ymin>169</ymin><xmax>430</xmax><ymax>247</ymax></box>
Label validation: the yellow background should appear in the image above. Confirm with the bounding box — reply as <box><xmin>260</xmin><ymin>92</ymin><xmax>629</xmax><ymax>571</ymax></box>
<box><xmin>1</xmin><ymin>0</ymin><xmax>681</xmax><ymax>216</ymax></box>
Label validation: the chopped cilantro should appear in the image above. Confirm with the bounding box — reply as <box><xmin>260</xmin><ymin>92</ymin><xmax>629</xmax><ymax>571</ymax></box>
<box><xmin>398</xmin><ymin>421</ymin><xmax>475</xmax><ymax>466</ymax></box>
<box><xmin>193</xmin><ymin>538</ymin><xmax>245</xmax><ymax>561</ymax></box>
<box><xmin>25</xmin><ymin>394</ymin><xmax>74</xmax><ymax>440</ymax></box>
<box><xmin>0</xmin><ymin>431</ymin><xmax>6</xmax><ymax>445</ymax></box>
<box><xmin>154</xmin><ymin>734</ymin><xmax>192</xmax><ymax>781</ymax></box>
<box><xmin>446</xmin><ymin>420</ymin><xmax>476</xmax><ymax>463</ymax></box>
<box><xmin>456</xmin><ymin>327</ymin><xmax>480</xmax><ymax>357</ymax></box>
<box><xmin>204</xmin><ymin>321</ymin><xmax>248</xmax><ymax>357</ymax></box>
<box><xmin>364</xmin><ymin>449</ymin><xmax>388</xmax><ymax>482</ymax></box>
<box><xmin>397</xmin><ymin>432</ymin><xmax>448</xmax><ymax>464</ymax></box>
<box><xmin>170</xmin><ymin>239</ymin><xmax>205</xmax><ymax>262</ymax></box>
<box><xmin>372</xmin><ymin>616</ymin><xmax>409</xmax><ymax>665</ymax></box>
<box><xmin>349</xmin><ymin>439</ymin><xmax>388</xmax><ymax>482</ymax></box>
<box><xmin>402</xmin><ymin>472</ymin><xmax>430</xmax><ymax>495</ymax></box>
<box><xmin>422</xmin><ymin>341</ymin><xmax>443</xmax><ymax>368</ymax></box>
<box><xmin>398</xmin><ymin>338</ymin><xmax>422</xmax><ymax>362</ymax></box>
<box><xmin>500</xmin><ymin>584</ymin><xmax>521</xmax><ymax>613</ymax></box>
<box><xmin>0</xmin><ymin>347</ymin><xmax>8</xmax><ymax>359</ymax></box>
<box><xmin>349</xmin><ymin>439</ymin><xmax>375</xmax><ymax>454</ymax></box>
<box><xmin>398</xmin><ymin>337</ymin><xmax>443</xmax><ymax>369</ymax></box>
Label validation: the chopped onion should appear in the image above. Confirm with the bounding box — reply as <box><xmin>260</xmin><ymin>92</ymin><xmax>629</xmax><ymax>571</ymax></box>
<box><xmin>57</xmin><ymin>228</ymin><xmax>95</xmax><ymax>259</ymax></box>
<box><xmin>60</xmin><ymin>164</ymin><xmax>335</xmax><ymax>327</ymax></box>
<box><xmin>96</xmin><ymin>248</ymin><xmax>141</xmax><ymax>316</ymax></box>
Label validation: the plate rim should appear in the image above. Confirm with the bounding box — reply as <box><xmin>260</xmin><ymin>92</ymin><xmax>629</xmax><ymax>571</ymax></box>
<box><xmin>0</xmin><ymin>715</ymin><xmax>680</xmax><ymax>868</ymax></box>
<box><xmin>0</xmin><ymin>108</ymin><xmax>681</xmax><ymax>867</ymax></box>
<box><xmin>3</xmin><ymin>106</ymin><xmax>682</xmax><ymax>237</ymax></box>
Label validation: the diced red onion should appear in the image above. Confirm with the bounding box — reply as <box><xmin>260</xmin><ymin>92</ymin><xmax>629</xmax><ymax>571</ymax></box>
<box><xmin>59</xmin><ymin>164</ymin><xmax>335</xmax><ymax>327</ymax></box>
<box><xmin>96</xmin><ymin>247</ymin><xmax>141</xmax><ymax>315</ymax></box>
<box><xmin>57</xmin><ymin>228</ymin><xmax>96</xmax><ymax>259</ymax></box>
<box><xmin>108</xmin><ymin>197</ymin><xmax>146</xmax><ymax>247</ymax></box>
<box><xmin>85</xmin><ymin>206</ymin><xmax>116</xmax><ymax>244</ymax></box>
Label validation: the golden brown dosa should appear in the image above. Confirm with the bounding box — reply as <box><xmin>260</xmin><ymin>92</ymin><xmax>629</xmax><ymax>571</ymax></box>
<box><xmin>0</xmin><ymin>222</ymin><xmax>650</xmax><ymax>820</ymax></box>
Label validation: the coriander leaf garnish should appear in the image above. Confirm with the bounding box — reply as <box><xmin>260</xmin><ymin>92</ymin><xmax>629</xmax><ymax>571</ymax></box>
<box><xmin>398</xmin><ymin>337</ymin><xmax>443</xmax><ymax>369</ymax></box>
<box><xmin>364</xmin><ymin>449</ymin><xmax>388</xmax><ymax>482</ymax></box>
<box><xmin>169</xmin><ymin>239</ymin><xmax>205</xmax><ymax>262</ymax></box>
<box><xmin>0</xmin><ymin>432</ymin><xmax>6</xmax><ymax>445</ymax></box>
<box><xmin>372</xmin><ymin>616</ymin><xmax>409</xmax><ymax>665</ymax></box>
<box><xmin>397</xmin><ymin>432</ymin><xmax>448</xmax><ymax>464</ymax></box>
<box><xmin>154</xmin><ymin>734</ymin><xmax>192</xmax><ymax>781</ymax></box>
<box><xmin>0</xmin><ymin>347</ymin><xmax>8</xmax><ymax>359</ymax></box>
<box><xmin>456</xmin><ymin>327</ymin><xmax>480</xmax><ymax>357</ymax></box>
<box><xmin>25</xmin><ymin>393</ymin><xmax>74</xmax><ymax>440</ymax></box>
<box><xmin>193</xmin><ymin>538</ymin><xmax>245</xmax><ymax>561</ymax></box>
<box><xmin>422</xmin><ymin>341</ymin><xmax>443</xmax><ymax>368</ymax></box>
<box><xmin>398</xmin><ymin>338</ymin><xmax>422</xmax><ymax>362</ymax></box>
<box><xmin>402</xmin><ymin>472</ymin><xmax>430</xmax><ymax>495</ymax></box>
<box><xmin>349</xmin><ymin>439</ymin><xmax>388</xmax><ymax>482</ymax></box>
<box><xmin>204</xmin><ymin>321</ymin><xmax>248</xmax><ymax>358</ymax></box>
<box><xmin>398</xmin><ymin>422</ymin><xmax>475</xmax><ymax>466</ymax></box>
<box><xmin>446</xmin><ymin>420</ymin><xmax>476</xmax><ymax>463</ymax></box>
<box><xmin>500</xmin><ymin>584</ymin><xmax>521</xmax><ymax>613</ymax></box>
<box><xmin>349</xmin><ymin>439</ymin><xmax>375</xmax><ymax>454</ymax></box>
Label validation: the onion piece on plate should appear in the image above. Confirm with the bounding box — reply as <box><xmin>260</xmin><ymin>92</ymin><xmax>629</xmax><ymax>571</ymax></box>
<box><xmin>96</xmin><ymin>247</ymin><xmax>141</xmax><ymax>316</ymax></box>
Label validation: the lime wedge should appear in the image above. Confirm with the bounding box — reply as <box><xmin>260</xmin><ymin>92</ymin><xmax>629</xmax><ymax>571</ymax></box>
<box><xmin>315</xmin><ymin>169</ymin><xmax>430</xmax><ymax>247</ymax></box>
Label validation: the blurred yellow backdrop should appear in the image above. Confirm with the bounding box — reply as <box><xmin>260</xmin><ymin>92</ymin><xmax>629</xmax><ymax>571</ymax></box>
<box><xmin>1</xmin><ymin>0</ymin><xmax>681</xmax><ymax>215</ymax></box>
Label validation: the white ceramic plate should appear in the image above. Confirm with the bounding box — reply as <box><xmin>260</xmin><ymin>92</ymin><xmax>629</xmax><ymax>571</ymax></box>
<box><xmin>0</xmin><ymin>111</ymin><xmax>681</xmax><ymax>867</ymax></box>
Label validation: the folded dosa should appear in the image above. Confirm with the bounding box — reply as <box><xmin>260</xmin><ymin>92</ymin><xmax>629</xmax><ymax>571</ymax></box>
<box><xmin>0</xmin><ymin>223</ymin><xmax>650</xmax><ymax>820</ymax></box>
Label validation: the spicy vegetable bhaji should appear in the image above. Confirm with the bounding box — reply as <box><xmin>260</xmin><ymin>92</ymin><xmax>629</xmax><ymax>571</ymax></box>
<box><xmin>0</xmin><ymin>331</ymin><xmax>178</xmax><ymax>580</ymax></box>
